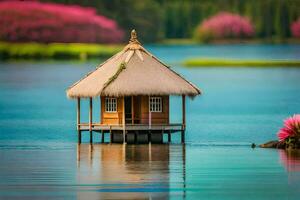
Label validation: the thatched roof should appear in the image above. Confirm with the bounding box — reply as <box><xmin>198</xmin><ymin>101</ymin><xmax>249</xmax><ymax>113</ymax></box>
<box><xmin>67</xmin><ymin>30</ymin><xmax>201</xmax><ymax>98</ymax></box>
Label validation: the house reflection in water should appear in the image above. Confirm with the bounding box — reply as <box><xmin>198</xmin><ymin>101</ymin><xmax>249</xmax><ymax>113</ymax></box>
<box><xmin>76</xmin><ymin>144</ymin><xmax>186</xmax><ymax>199</ymax></box>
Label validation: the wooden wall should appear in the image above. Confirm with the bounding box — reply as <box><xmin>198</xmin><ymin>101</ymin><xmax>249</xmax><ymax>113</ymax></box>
<box><xmin>101</xmin><ymin>97</ymin><xmax>123</xmax><ymax>124</ymax></box>
<box><xmin>140</xmin><ymin>96</ymin><xmax>169</xmax><ymax>124</ymax></box>
<box><xmin>101</xmin><ymin>95</ymin><xmax>169</xmax><ymax>125</ymax></box>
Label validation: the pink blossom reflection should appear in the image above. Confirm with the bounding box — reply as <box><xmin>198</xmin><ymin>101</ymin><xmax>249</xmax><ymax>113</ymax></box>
<box><xmin>279</xmin><ymin>149</ymin><xmax>300</xmax><ymax>172</ymax></box>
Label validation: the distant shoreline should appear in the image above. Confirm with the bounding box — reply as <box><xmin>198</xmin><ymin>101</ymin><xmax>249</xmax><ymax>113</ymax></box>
<box><xmin>1</xmin><ymin>41</ymin><xmax>300</xmax><ymax>61</ymax></box>
<box><xmin>0</xmin><ymin>42</ymin><xmax>122</xmax><ymax>61</ymax></box>
<box><xmin>183</xmin><ymin>58</ymin><xmax>300</xmax><ymax>67</ymax></box>
<box><xmin>160</xmin><ymin>38</ymin><xmax>300</xmax><ymax>45</ymax></box>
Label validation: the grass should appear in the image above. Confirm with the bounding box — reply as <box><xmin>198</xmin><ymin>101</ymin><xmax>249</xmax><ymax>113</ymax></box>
<box><xmin>183</xmin><ymin>58</ymin><xmax>300</xmax><ymax>67</ymax></box>
<box><xmin>160</xmin><ymin>38</ymin><xmax>300</xmax><ymax>45</ymax></box>
<box><xmin>159</xmin><ymin>38</ymin><xmax>198</xmax><ymax>45</ymax></box>
<box><xmin>0</xmin><ymin>42</ymin><xmax>123</xmax><ymax>60</ymax></box>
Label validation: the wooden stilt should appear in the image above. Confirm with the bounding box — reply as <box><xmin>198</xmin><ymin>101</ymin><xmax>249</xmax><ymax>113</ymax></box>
<box><xmin>182</xmin><ymin>143</ymin><xmax>186</xmax><ymax>198</ymax></box>
<box><xmin>78</xmin><ymin>130</ymin><xmax>82</xmax><ymax>144</ymax></box>
<box><xmin>148</xmin><ymin>96</ymin><xmax>152</xmax><ymax>143</ymax></box>
<box><xmin>77</xmin><ymin>98</ymin><xmax>81</xmax><ymax>143</ymax></box>
<box><xmin>181</xmin><ymin>130</ymin><xmax>185</xmax><ymax>143</ymax></box>
<box><xmin>77</xmin><ymin>98</ymin><xmax>82</xmax><ymax>144</ymax></box>
<box><xmin>148</xmin><ymin>130</ymin><xmax>151</xmax><ymax>143</ymax></box>
<box><xmin>168</xmin><ymin>130</ymin><xmax>171</xmax><ymax>143</ymax></box>
<box><xmin>131</xmin><ymin>96</ymin><xmax>134</xmax><ymax>124</ymax></box>
<box><xmin>181</xmin><ymin>95</ymin><xmax>186</xmax><ymax>143</ymax></box>
<box><xmin>109</xmin><ymin>126</ymin><xmax>112</xmax><ymax>143</ymax></box>
<box><xmin>101</xmin><ymin>130</ymin><xmax>104</xmax><ymax>143</ymax></box>
<box><xmin>148</xmin><ymin>143</ymin><xmax>152</xmax><ymax>161</ymax></box>
<box><xmin>89</xmin><ymin>97</ymin><xmax>93</xmax><ymax>143</ymax></box>
<box><xmin>122</xmin><ymin>97</ymin><xmax>126</xmax><ymax>143</ymax></box>
<box><xmin>100</xmin><ymin>96</ymin><xmax>102</xmax><ymax>124</ymax></box>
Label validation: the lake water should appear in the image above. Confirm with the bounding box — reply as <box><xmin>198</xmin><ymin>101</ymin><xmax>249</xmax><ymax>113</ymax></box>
<box><xmin>0</xmin><ymin>44</ymin><xmax>300</xmax><ymax>199</ymax></box>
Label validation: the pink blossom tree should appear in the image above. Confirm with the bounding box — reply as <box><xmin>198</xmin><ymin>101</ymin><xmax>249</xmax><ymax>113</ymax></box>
<box><xmin>277</xmin><ymin>114</ymin><xmax>300</xmax><ymax>149</ymax></box>
<box><xmin>195</xmin><ymin>12</ymin><xmax>255</xmax><ymax>42</ymax></box>
<box><xmin>0</xmin><ymin>1</ymin><xmax>124</xmax><ymax>43</ymax></box>
<box><xmin>291</xmin><ymin>18</ymin><xmax>300</xmax><ymax>38</ymax></box>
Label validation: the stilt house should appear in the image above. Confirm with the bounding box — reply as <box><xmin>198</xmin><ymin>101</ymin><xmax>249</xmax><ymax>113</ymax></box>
<box><xmin>67</xmin><ymin>30</ymin><xmax>201</xmax><ymax>143</ymax></box>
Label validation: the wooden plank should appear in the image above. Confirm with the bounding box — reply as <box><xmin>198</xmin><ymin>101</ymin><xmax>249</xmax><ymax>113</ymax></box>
<box><xmin>79</xmin><ymin>123</ymin><xmax>183</xmax><ymax>132</ymax></box>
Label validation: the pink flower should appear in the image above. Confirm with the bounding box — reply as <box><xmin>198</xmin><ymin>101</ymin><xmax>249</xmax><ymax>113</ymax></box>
<box><xmin>0</xmin><ymin>1</ymin><xmax>124</xmax><ymax>43</ymax></box>
<box><xmin>277</xmin><ymin>114</ymin><xmax>300</xmax><ymax>141</ymax></box>
<box><xmin>196</xmin><ymin>12</ymin><xmax>255</xmax><ymax>39</ymax></box>
<box><xmin>291</xmin><ymin>19</ymin><xmax>300</xmax><ymax>38</ymax></box>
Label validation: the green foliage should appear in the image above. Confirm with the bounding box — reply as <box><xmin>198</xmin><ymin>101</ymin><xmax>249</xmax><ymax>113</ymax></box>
<box><xmin>42</xmin><ymin>0</ymin><xmax>163</xmax><ymax>43</ymax></box>
<box><xmin>0</xmin><ymin>42</ymin><xmax>122</xmax><ymax>60</ymax></box>
<box><xmin>102</xmin><ymin>62</ymin><xmax>126</xmax><ymax>90</ymax></box>
<box><xmin>194</xmin><ymin>29</ymin><xmax>214</xmax><ymax>43</ymax></box>
<box><xmin>20</xmin><ymin>0</ymin><xmax>300</xmax><ymax>41</ymax></box>
<box><xmin>183</xmin><ymin>58</ymin><xmax>300</xmax><ymax>67</ymax></box>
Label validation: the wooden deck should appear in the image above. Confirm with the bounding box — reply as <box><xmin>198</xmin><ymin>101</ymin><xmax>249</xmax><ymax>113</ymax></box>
<box><xmin>78</xmin><ymin>123</ymin><xmax>184</xmax><ymax>132</ymax></box>
<box><xmin>77</xmin><ymin>123</ymin><xmax>185</xmax><ymax>144</ymax></box>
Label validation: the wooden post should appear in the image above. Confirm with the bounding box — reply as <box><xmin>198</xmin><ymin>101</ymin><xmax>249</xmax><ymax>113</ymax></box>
<box><xmin>100</xmin><ymin>96</ymin><xmax>102</xmax><ymax>124</ymax></box>
<box><xmin>131</xmin><ymin>96</ymin><xmax>134</xmax><ymax>124</ymax></box>
<box><xmin>76</xmin><ymin>143</ymin><xmax>80</xmax><ymax>168</ymax></box>
<box><xmin>89</xmin><ymin>97</ymin><xmax>93</xmax><ymax>143</ymax></box>
<box><xmin>123</xmin><ymin>97</ymin><xmax>126</xmax><ymax>143</ymax></box>
<box><xmin>101</xmin><ymin>130</ymin><xmax>104</xmax><ymax>143</ymax></box>
<box><xmin>168</xmin><ymin>130</ymin><xmax>171</xmax><ymax>143</ymax></box>
<box><xmin>148</xmin><ymin>96</ymin><xmax>151</xmax><ymax>143</ymax></box>
<box><xmin>182</xmin><ymin>143</ymin><xmax>186</xmax><ymax>198</ymax></box>
<box><xmin>77</xmin><ymin>98</ymin><xmax>81</xmax><ymax>143</ymax></box>
<box><xmin>109</xmin><ymin>126</ymin><xmax>113</xmax><ymax>143</ymax></box>
<box><xmin>181</xmin><ymin>95</ymin><xmax>186</xmax><ymax>143</ymax></box>
<box><xmin>148</xmin><ymin>96</ymin><xmax>151</xmax><ymax>129</ymax></box>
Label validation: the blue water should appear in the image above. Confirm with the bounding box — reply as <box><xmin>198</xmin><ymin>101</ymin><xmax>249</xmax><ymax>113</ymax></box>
<box><xmin>0</xmin><ymin>44</ymin><xmax>300</xmax><ymax>199</ymax></box>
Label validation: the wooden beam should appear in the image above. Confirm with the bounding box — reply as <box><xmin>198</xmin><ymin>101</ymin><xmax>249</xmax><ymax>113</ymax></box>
<box><xmin>123</xmin><ymin>97</ymin><xmax>126</xmax><ymax>143</ymax></box>
<box><xmin>89</xmin><ymin>97</ymin><xmax>93</xmax><ymax>143</ymax></box>
<box><xmin>181</xmin><ymin>95</ymin><xmax>186</xmax><ymax>143</ymax></box>
<box><xmin>77</xmin><ymin>98</ymin><xmax>81</xmax><ymax>143</ymax></box>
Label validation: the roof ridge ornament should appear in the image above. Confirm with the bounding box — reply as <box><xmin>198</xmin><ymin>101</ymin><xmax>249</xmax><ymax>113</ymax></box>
<box><xmin>124</xmin><ymin>29</ymin><xmax>143</xmax><ymax>51</ymax></box>
<box><xmin>129</xmin><ymin>29</ymin><xmax>140</xmax><ymax>45</ymax></box>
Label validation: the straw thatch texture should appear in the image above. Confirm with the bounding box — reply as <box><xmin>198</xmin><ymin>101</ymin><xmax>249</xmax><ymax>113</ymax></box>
<box><xmin>101</xmin><ymin>51</ymin><xmax>200</xmax><ymax>97</ymax></box>
<box><xmin>67</xmin><ymin>31</ymin><xmax>201</xmax><ymax>98</ymax></box>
